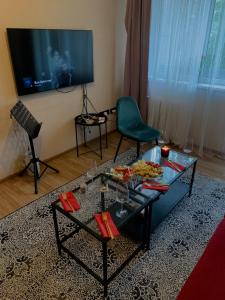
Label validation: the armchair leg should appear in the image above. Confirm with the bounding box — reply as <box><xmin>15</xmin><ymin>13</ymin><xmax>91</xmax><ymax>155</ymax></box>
<box><xmin>137</xmin><ymin>141</ymin><xmax>140</xmax><ymax>158</ymax></box>
<box><xmin>155</xmin><ymin>138</ymin><xmax>159</xmax><ymax>145</ymax></box>
<box><xmin>114</xmin><ymin>135</ymin><xmax>123</xmax><ymax>162</ymax></box>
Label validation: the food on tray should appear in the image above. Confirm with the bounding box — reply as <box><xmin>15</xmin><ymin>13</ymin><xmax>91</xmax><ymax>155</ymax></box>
<box><xmin>106</xmin><ymin>161</ymin><xmax>162</xmax><ymax>181</ymax></box>
<box><xmin>114</xmin><ymin>165</ymin><xmax>133</xmax><ymax>174</ymax></box>
<box><xmin>132</xmin><ymin>160</ymin><xmax>163</xmax><ymax>178</ymax></box>
<box><xmin>109</xmin><ymin>165</ymin><xmax>133</xmax><ymax>182</ymax></box>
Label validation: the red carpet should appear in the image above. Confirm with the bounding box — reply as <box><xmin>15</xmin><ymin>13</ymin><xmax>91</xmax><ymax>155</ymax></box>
<box><xmin>177</xmin><ymin>217</ymin><xmax>225</xmax><ymax>299</ymax></box>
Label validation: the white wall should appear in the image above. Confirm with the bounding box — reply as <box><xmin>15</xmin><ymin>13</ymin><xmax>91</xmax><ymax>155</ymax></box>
<box><xmin>0</xmin><ymin>0</ymin><xmax>127</xmax><ymax>179</ymax></box>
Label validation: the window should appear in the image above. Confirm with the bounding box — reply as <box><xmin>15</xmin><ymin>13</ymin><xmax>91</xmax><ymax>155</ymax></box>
<box><xmin>199</xmin><ymin>0</ymin><xmax>225</xmax><ymax>86</ymax></box>
<box><xmin>149</xmin><ymin>0</ymin><xmax>225</xmax><ymax>89</ymax></box>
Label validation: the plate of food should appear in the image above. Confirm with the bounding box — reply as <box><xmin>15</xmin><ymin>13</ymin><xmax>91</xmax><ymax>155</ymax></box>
<box><xmin>108</xmin><ymin>165</ymin><xmax>134</xmax><ymax>182</ymax></box>
<box><xmin>132</xmin><ymin>160</ymin><xmax>163</xmax><ymax>179</ymax></box>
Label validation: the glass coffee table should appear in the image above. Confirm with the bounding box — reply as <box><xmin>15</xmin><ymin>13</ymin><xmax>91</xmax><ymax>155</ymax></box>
<box><xmin>51</xmin><ymin>146</ymin><xmax>197</xmax><ymax>297</ymax></box>
<box><xmin>126</xmin><ymin>146</ymin><xmax>197</xmax><ymax>247</ymax></box>
<box><xmin>51</xmin><ymin>175</ymin><xmax>152</xmax><ymax>298</ymax></box>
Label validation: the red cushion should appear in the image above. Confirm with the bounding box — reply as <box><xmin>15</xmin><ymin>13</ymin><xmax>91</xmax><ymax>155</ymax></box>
<box><xmin>177</xmin><ymin>217</ymin><xmax>225</xmax><ymax>300</ymax></box>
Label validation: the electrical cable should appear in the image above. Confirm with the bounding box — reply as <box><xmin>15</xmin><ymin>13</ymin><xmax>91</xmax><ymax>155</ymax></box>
<box><xmin>56</xmin><ymin>86</ymin><xmax>76</xmax><ymax>93</ymax></box>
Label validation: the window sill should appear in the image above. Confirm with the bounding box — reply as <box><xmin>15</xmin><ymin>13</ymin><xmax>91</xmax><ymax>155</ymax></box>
<box><xmin>198</xmin><ymin>83</ymin><xmax>225</xmax><ymax>91</ymax></box>
<box><xmin>148</xmin><ymin>78</ymin><xmax>225</xmax><ymax>92</ymax></box>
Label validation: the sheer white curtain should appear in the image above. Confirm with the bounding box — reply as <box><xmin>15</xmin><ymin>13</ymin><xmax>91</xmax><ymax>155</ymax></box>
<box><xmin>148</xmin><ymin>0</ymin><xmax>225</xmax><ymax>156</ymax></box>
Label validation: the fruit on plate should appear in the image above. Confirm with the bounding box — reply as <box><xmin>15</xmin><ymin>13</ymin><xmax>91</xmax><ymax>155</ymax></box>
<box><xmin>132</xmin><ymin>160</ymin><xmax>163</xmax><ymax>178</ymax></box>
<box><xmin>145</xmin><ymin>161</ymin><xmax>161</xmax><ymax>168</ymax></box>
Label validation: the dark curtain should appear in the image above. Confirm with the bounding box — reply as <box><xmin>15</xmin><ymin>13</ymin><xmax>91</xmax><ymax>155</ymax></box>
<box><xmin>124</xmin><ymin>0</ymin><xmax>151</xmax><ymax>122</ymax></box>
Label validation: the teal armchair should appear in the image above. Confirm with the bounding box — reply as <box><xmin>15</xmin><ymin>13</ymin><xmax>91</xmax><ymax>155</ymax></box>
<box><xmin>114</xmin><ymin>97</ymin><xmax>160</xmax><ymax>162</ymax></box>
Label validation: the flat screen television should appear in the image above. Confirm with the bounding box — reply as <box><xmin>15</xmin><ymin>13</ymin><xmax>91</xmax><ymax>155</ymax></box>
<box><xmin>7</xmin><ymin>28</ymin><xmax>94</xmax><ymax>96</ymax></box>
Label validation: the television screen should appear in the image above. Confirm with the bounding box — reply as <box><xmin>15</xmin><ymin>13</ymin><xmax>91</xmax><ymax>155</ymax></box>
<box><xmin>7</xmin><ymin>28</ymin><xmax>94</xmax><ymax>96</ymax></box>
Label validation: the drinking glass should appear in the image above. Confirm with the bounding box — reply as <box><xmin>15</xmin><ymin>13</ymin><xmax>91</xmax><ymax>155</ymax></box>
<box><xmin>86</xmin><ymin>160</ymin><xmax>97</xmax><ymax>191</ymax></box>
<box><xmin>158</xmin><ymin>129</ymin><xmax>169</xmax><ymax>145</ymax></box>
<box><xmin>115</xmin><ymin>184</ymin><xmax>128</xmax><ymax>218</ymax></box>
<box><xmin>129</xmin><ymin>174</ymin><xmax>139</xmax><ymax>190</ymax></box>
<box><xmin>183</xmin><ymin>138</ymin><xmax>194</xmax><ymax>154</ymax></box>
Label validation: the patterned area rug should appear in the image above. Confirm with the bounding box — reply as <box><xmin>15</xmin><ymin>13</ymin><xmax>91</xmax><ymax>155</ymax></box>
<box><xmin>1</xmin><ymin>149</ymin><xmax>225</xmax><ymax>300</ymax></box>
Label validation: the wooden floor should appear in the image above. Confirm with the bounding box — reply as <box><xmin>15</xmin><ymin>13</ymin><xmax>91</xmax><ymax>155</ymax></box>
<box><xmin>0</xmin><ymin>131</ymin><xmax>225</xmax><ymax>219</ymax></box>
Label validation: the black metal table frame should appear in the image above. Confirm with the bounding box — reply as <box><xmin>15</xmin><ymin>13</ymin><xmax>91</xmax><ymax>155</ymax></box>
<box><xmin>128</xmin><ymin>158</ymin><xmax>197</xmax><ymax>249</ymax></box>
<box><xmin>52</xmin><ymin>174</ymin><xmax>152</xmax><ymax>298</ymax></box>
<box><xmin>52</xmin><ymin>157</ymin><xmax>197</xmax><ymax>297</ymax></box>
<box><xmin>75</xmin><ymin>113</ymin><xmax>108</xmax><ymax>159</ymax></box>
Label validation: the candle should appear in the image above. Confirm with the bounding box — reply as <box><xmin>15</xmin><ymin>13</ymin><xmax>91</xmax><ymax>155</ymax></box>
<box><xmin>161</xmin><ymin>145</ymin><xmax>170</xmax><ymax>158</ymax></box>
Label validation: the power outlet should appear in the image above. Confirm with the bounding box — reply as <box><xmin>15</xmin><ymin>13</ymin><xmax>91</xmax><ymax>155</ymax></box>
<box><xmin>99</xmin><ymin>107</ymin><xmax>116</xmax><ymax>115</ymax></box>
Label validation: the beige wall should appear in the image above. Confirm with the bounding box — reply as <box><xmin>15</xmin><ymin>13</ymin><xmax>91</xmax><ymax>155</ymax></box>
<box><xmin>0</xmin><ymin>0</ymin><xmax>127</xmax><ymax>179</ymax></box>
<box><xmin>114</xmin><ymin>0</ymin><xmax>127</xmax><ymax>98</ymax></box>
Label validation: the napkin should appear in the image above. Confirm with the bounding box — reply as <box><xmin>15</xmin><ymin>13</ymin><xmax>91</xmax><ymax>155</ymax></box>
<box><xmin>142</xmin><ymin>181</ymin><xmax>169</xmax><ymax>191</ymax></box>
<box><xmin>59</xmin><ymin>192</ymin><xmax>80</xmax><ymax>212</ymax></box>
<box><xmin>95</xmin><ymin>212</ymin><xmax>120</xmax><ymax>239</ymax></box>
<box><xmin>164</xmin><ymin>160</ymin><xmax>185</xmax><ymax>172</ymax></box>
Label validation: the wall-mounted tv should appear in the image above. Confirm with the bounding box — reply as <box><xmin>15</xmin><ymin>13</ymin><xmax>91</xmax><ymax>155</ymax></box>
<box><xmin>7</xmin><ymin>28</ymin><xmax>94</xmax><ymax>96</ymax></box>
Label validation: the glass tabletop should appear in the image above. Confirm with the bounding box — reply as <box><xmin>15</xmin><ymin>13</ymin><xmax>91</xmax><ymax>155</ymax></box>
<box><xmin>54</xmin><ymin>147</ymin><xmax>197</xmax><ymax>238</ymax></box>
<box><xmin>55</xmin><ymin>175</ymin><xmax>147</xmax><ymax>238</ymax></box>
<box><xmin>130</xmin><ymin>146</ymin><xmax>197</xmax><ymax>201</ymax></box>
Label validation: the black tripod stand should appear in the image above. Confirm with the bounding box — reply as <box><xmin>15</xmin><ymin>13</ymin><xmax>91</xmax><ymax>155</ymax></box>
<box><xmin>11</xmin><ymin>100</ymin><xmax>59</xmax><ymax>194</ymax></box>
<box><xmin>81</xmin><ymin>84</ymin><xmax>98</xmax><ymax>117</ymax></box>
<box><xmin>20</xmin><ymin>136</ymin><xmax>59</xmax><ymax>194</ymax></box>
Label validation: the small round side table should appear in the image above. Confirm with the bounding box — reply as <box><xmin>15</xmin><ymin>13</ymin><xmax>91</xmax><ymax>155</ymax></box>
<box><xmin>74</xmin><ymin>113</ymin><xmax>108</xmax><ymax>159</ymax></box>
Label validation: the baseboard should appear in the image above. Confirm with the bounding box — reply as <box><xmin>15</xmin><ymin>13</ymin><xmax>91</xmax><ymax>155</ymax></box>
<box><xmin>0</xmin><ymin>129</ymin><xmax>117</xmax><ymax>184</ymax></box>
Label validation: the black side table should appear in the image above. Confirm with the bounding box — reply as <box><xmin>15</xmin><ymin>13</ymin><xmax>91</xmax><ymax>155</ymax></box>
<box><xmin>75</xmin><ymin>113</ymin><xmax>108</xmax><ymax>159</ymax></box>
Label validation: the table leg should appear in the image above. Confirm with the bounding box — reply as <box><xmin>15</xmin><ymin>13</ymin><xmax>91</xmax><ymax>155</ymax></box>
<box><xmin>105</xmin><ymin>122</ymin><xmax>108</xmax><ymax>148</ymax></box>
<box><xmin>189</xmin><ymin>161</ymin><xmax>197</xmax><ymax>197</ymax></box>
<box><xmin>101</xmin><ymin>191</ymin><xmax>105</xmax><ymax>211</ymax></box>
<box><xmin>75</xmin><ymin>123</ymin><xmax>79</xmax><ymax>157</ymax></box>
<box><xmin>52</xmin><ymin>204</ymin><xmax>62</xmax><ymax>255</ymax></box>
<box><xmin>83</xmin><ymin>126</ymin><xmax>87</xmax><ymax>146</ymax></box>
<box><xmin>33</xmin><ymin>160</ymin><xmax>39</xmax><ymax>194</ymax></box>
<box><xmin>102</xmin><ymin>240</ymin><xmax>108</xmax><ymax>298</ymax></box>
<box><xmin>143</xmin><ymin>206</ymin><xmax>148</xmax><ymax>250</ymax></box>
<box><xmin>99</xmin><ymin>125</ymin><xmax>102</xmax><ymax>159</ymax></box>
<box><xmin>146</xmin><ymin>204</ymin><xmax>152</xmax><ymax>251</ymax></box>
